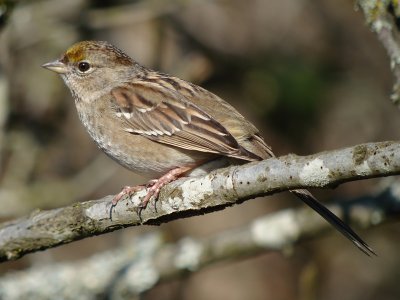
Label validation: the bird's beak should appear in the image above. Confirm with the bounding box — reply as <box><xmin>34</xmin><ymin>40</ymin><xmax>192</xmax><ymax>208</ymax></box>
<box><xmin>42</xmin><ymin>60</ymin><xmax>68</xmax><ymax>74</ymax></box>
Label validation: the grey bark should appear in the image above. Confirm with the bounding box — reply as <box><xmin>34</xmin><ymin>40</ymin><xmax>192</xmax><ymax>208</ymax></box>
<box><xmin>0</xmin><ymin>141</ymin><xmax>398</xmax><ymax>263</ymax></box>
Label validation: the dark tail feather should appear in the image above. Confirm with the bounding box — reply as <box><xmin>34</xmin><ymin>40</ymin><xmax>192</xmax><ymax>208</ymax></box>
<box><xmin>291</xmin><ymin>189</ymin><xmax>376</xmax><ymax>256</ymax></box>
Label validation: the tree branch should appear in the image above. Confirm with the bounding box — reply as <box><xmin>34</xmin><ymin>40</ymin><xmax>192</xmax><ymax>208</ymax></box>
<box><xmin>0</xmin><ymin>180</ymin><xmax>399</xmax><ymax>298</ymax></box>
<box><xmin>358</xmin><ymin>0</ymin><xmax>400</xmax><ymax>108</ymax></box>
<box><xmin>0</xmin><ymin>141</ymin><xmax>399</xmax><ymax>262</ymax></box>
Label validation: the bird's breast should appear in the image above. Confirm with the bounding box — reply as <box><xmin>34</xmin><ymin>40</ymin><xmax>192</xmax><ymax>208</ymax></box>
<box><xmin>74</xmin><ymin>100</ymin><xmax>212</xmax><ymax>176</ymax></box>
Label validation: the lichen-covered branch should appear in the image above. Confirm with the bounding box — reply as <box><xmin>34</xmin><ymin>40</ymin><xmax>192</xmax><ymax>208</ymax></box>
<box><xmin>0</xmin><ymin>180</ymin><xmax>399</xmax><ymax>299</ymax></box>
<box><xmin>0</xmin><ymin>141</ymin><xmax>399</xmax><ymax>263</ymax></box>
<box><xmin>358</xmin><ymin>0</ymin><xmax>400</xmax><ymax>107</ymax></box>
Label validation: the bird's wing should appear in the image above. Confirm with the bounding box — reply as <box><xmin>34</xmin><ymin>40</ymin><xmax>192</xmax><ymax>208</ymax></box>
<box><xmin>110</xmin><ymin>81</ymin><xmax>261</xmax><ymax>160</ymax></box>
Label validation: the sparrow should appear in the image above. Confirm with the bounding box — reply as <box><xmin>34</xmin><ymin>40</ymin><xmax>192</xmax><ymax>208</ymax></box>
<box><xmin>42</xmin><ymin>41</ymin><xmax>375</xmax><ymax>255</ymax></box>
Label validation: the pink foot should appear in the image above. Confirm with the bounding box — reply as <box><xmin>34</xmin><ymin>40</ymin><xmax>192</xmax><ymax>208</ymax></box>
<box><xmin>140</xmin><ymin>166</ymin><xmax>193</xmax><ymax>209</ymax></box>
<box><xmin>111</xmin><ymin>185</ymin><xmax>145</xmax><ymax>206</ymax></box>
<box><xmin>109</xmin><ymin>185</ymin><xmax>145</xmax><ymax>219</ymax></box>
<box><xmin>109</xmin><ymin>165</ymin><xmax>193</xmax><ymax>219</ymax></box>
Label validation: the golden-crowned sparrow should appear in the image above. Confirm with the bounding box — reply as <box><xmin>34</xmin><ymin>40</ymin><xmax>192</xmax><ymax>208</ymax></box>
<box><xmin>43</xmin><ymin>41</ymin><xmax>374</xmax><ymax>255</ymax></box>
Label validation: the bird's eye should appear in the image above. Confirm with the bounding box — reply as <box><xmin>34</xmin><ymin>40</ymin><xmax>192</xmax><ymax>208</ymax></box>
<box><xmin>77</xmin><ymin>61</ymin><xmax>91</xmax><ymax>73</ymax></box>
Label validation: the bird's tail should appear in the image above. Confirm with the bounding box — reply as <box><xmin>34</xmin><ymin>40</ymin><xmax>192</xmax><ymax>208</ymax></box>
<box><xmin>291</xmin><ymin>189</ymin><xmax>376</xmax><ymax>256</ymax></box>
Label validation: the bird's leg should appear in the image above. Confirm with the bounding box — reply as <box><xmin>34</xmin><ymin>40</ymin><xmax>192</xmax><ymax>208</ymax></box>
<box><xmin>139</xmin><ymin>165</ymin><xmax>193</xmax><ymax>209</ymax></box>
<box><xmin>110</xmin><ymin>185</ymin><xmax>146</xmax><ymax>219</ymax></box>
<box><xmin>112</xmin><ymin>185</ymin><xmax>146</xmax><ymax>207</ymax></box>
<box><xmin>109</xmin><ymin>165</ymin><xmax>194</xmax><ymax>219</ymax></box>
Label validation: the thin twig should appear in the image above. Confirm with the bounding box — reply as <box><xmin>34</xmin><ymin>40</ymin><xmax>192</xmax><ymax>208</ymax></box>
<box><xmin>358</xmin><ymin>0</ymin><xmax>400</xmax><ymax>107</ymax></box>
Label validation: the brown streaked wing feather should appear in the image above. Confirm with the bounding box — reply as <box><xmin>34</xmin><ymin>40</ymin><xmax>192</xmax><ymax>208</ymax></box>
<box><xmin>161</xmin><ymin>77</ymin><xmax>273</xmax><ymax>161</ymax></box>
<box><xmin>248</xmin><ymin>134</ymin><xmax>274</xmax><ymax>159</ymax></box>
<box><xmin>111</xmin><ymin>82</ymin><xmax>260</xmax><ymax>160</ymax></box>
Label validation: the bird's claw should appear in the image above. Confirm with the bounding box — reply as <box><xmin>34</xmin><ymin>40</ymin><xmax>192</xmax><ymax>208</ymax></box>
<box><xmin>109</xmin><ymin>165</ymin><xmax>192</xmax><ymax>220</ymax></box>
<box><xmin>109</xmin><ymin>185</ymin><xmax>145</xmax><ymax>220</ymax></box>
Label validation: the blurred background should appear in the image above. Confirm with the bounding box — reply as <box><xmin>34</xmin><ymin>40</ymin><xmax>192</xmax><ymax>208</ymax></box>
<box><xmin>0</xmin><ymin>0</ymin><xmax>400</xmax><ymax>299</ymax></box>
